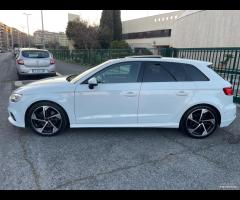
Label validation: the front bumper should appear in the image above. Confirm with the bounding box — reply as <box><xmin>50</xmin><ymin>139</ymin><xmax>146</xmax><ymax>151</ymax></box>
<box><xmin>8</xmin><ymin>102</ymin><xmax>26</xmax><ymax>128</ymax></box>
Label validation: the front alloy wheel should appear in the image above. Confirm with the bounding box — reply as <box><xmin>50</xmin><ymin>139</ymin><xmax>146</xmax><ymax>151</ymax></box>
<box><xmin>27</xmin><ymin>102</ymin><xmax>68</xmax><ymax>136</ymax></box>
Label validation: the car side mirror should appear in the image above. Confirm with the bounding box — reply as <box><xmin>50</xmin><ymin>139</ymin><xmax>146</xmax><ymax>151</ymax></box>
<box><xmin>88</xmin><ymin>77</ymin><xmax>98</xmax><ymax>89</ymax></box>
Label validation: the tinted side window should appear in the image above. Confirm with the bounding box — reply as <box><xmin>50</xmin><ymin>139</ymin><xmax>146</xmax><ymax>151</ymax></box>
<box><xmin>160</xmin><ymin>62</ymin><xmax>188</xmax><ymax>81</ymax></box>
<box><xmin>143</xmin><ymin>62</ymin><xmax>175</xmax><ymax>82</ymax></box>
<box><xmin>94</xmin><ymin>62</ymin><xmax>141</xmax><ymax>83</ymax></box>
<box><xmin>183</xmin><ymin>64</ymin><xmax>209</xmax><ymax>81</ymax></box>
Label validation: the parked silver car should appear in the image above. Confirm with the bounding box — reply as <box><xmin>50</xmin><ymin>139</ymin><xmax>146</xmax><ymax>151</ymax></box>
<box><xmin>16</xmin><ymin>48</ymin><xmax>56</xmax><ymax>79</ymax></box>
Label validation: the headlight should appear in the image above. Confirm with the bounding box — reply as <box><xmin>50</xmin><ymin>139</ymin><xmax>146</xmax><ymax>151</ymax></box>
<box><xmin>10</xmin><ymin>93</ymin><xmax>22</xmax><ymax>102</ymax></box>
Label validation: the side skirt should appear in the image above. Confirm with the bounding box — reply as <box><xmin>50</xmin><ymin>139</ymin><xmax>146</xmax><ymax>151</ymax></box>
<box><xmin>70</xmin><ymin>123</ymin><xmax>179</xmax><ymax>128</ymax></box>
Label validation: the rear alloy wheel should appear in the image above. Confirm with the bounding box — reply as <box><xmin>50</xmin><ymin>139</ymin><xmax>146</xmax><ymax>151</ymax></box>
<box><xmin>181</xmin><ymin>106</ymin><xmax>218</xmax><ymax>138</ymax></box>
<box><xmin>27</xmin><ymin>102</ymin><xmax>68</xmax><ymax>136</ymax></box>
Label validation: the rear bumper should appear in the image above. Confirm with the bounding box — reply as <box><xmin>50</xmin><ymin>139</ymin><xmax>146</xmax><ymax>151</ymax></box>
<box><xmin>220</xmin><ymin>103</ymin><xmax>237</xmax><ymax>127</ymax></box>
<box><xmin>17</xmin><ymin>64</ymin><xmax>56</xmax><ymax>75</ymax></box>
<box><xmin>18</xmin><ymin>72</ymin><xmax>56</xmax><ymax>76</ymax></box>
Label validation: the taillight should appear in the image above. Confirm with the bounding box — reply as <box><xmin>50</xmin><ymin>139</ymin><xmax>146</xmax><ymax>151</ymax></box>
<box><xmin>223</xmin><ymin>87</ymin><xmax>233</xmax><ymax>96</ymax></box>
<box><xmin>17</xmin><ymin>59</ymin><xmax>24</xmax><ymax>65</ymax></box>
<box><xmin>50</xmin><ymin>59</ymin><xmax>55</xmax><ymax>65</ymax></box>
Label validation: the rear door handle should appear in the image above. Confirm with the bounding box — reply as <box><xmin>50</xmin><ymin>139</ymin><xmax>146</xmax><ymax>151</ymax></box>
<box><xmin>122</xmin><ymin>91</ymin><xmax>137</xmax><ymax>97</ymax></box>
<box><xmin>176</xmin><ymin>91</ymin><xmax>188</xmax><ymax>96</ymax></box>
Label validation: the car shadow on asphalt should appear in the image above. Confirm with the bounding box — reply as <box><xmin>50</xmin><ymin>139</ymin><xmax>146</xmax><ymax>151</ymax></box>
<box><xmin>18</xmin><ymin>74</ymin><xmax>57</xmax><ymax>81</ymax></box>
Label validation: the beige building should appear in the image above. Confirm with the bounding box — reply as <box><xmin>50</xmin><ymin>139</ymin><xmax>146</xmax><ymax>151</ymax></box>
<box><xmin>122</xmin><ymin>10</ymin><xmax>240</xmax><ymax>50</ymax></box>
<box><xmin>33</xmin><ymin>30</ymin><xmax>68</xmax><ymax>47</ymax></box>
<box><xmin>67</xmin><ymin>13</ymin><xmax>80</xmax><ymax>50</ymax></box>
<box><xmin>0</xmin><ymin>21</ymin><xmax>28</xmax><ymax>51</ymax></box>
<box><xmin>58</xmin><ymin>32</ymin><xmax>69</xmax><ymax>47</ymax></box>
<box><xmin>68</xmin><ymin>13</ymin><xmax>80</xmax><ymax>22</ymax></box>
<box><xmin>171</xmin><ymin>10</ymin><xmax>240</xmax><ymax>48</ymax></box>
<box><xmin>122</xmin><ymin>10</ymin><xmax>185</xmax><ymax>50</ymax></box>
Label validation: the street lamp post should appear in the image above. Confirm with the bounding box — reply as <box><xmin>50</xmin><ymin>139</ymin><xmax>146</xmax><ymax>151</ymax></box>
<box><xmin>23</xmin><ymin>13</ymin><xmax>31</xmax><ymax>48</ymax></box>
<box><xmin>41</xmin><ymin>10</ymin><xmax>45</xmax><ymax>49</ymax></box>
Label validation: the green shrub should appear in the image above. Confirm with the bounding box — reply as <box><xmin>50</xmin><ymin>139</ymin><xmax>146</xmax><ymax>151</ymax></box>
<box><xmin>110</xmin><ymin>40</ymin><xmax>131</xmax><ymax>49</ymax></box>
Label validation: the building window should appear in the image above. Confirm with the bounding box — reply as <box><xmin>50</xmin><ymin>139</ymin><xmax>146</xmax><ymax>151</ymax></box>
<box><xmin>170</xmin><ymin>16</ymin><xmax>173</xmax><ymax>20</ymax></box>
<box><xmin>122</xmin><ymin>29</ymin><xmax>171</xmax><ymax>40</ymax></box>
<box><xmin>175</xmin><ymin>15</ymin><xmax>178</xmax><ymax>19</ymax></box>
<box><xmin>154</xmin><ymin>18</ymin><xmax>157</xmax><ymax>22</ymax></box>
<box><xmin>162</xmin><ymin>18</ymin><xmax>165</xmax><ymax>21</ymax></box>
<box><xmin>166</xmin><ymin>17</ymin><xmax>168</xmax><ymax>20</ymax></box>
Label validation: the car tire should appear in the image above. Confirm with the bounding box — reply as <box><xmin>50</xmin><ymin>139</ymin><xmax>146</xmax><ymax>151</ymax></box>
<box><xmin>180</xmin><ymin>105</ymin><xmax>219</xmax><ymax>139</ymax></box>
<box><xmin>26</xmin><ymin>101</ymin><xmax>68</xmax><ymax>136</ymax></box>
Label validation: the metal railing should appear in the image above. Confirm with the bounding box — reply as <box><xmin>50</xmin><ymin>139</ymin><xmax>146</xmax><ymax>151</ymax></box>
<box><xmin>49</xmin><ymin>49</ymin><xmax>140</xmax><ymax>66</ymax></box>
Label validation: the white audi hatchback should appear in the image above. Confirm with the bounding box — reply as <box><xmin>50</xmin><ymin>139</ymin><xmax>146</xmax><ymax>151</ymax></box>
<box><xmin>8</xmin><ymin>56</ymin><xmax>236</xmax><ymax>138</ymax></box>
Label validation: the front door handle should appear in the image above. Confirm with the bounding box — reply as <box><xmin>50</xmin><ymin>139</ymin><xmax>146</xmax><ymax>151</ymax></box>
<box><xmin>122</xmin><ymin>91</ymin><xmax>137</xmax><ymax>97</ymax></box>
<box><xmin>176</xmin><ymin>91</ymin><xmax>188</xmax><ymax>96</ymax></box>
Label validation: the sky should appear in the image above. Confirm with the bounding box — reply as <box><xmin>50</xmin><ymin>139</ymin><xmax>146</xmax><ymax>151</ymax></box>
<box><xmin>0</xmin><ymin>10</ymin><xmax>178</xmax><ymax>35</ymax></box>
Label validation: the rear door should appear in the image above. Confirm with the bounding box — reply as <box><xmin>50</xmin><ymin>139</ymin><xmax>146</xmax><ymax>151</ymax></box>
<box><xmin>138</xmin><ymin>61</ymin><xmax>197</xmax><ymax>125</ymax></box>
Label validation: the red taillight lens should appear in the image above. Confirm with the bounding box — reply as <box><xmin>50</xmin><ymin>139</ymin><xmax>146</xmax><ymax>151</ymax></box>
<box><xmin>17</xmin><ymin>59</ymin><xmax>24</xmax><ymax>65</ymax></box>
<box><xmin>50</xmin><ymin>59</ymin><xmax>55</xmax><ymax>65</ymax></box>
<box><xmin>223</xmin><ymin>87</ymin><xmax>233</xmax><ymax>96</ymax></box>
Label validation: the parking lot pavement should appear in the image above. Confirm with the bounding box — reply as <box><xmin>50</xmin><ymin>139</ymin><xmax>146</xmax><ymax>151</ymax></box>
<box><xmin>55</xmin><ymin>60</ymin><xmax>89</xmax><ymax>75</ymax></box>
<box><xmin>0</xmin><ymin>52</ymin><xmax>240</xmax><ymax>189</ymax></box>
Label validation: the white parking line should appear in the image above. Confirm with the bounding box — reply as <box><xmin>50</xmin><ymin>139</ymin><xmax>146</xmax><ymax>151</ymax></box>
<box><xmin>56</xmin><ymin>72</ymin><xmax>62</xmax><ymax>76</ymax></box>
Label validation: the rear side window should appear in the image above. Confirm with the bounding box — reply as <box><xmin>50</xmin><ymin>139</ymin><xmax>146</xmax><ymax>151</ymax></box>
<box><xmin>160</xmin><ymin>62</ymin><xmax>188</xmax><ymax>81</ymax></box>
<box><xmin>183</xmin><ymin>64</ymin><xmax>209</xmax><ymax>81</ymax></box>
<box><xmin>143</xmin><ymin>62</ymin><xmax>175</xmax><ymax>82</ymax></box>
<box><xmin>21</xmin><ymin>50</ymin><xmax>49</xmax><ymax>58</ymax></box>
<box><xmin>160</xmin><ymin>62</ymin><xmax>209</xmax><ymax>81</ymax></box>
<box><xmin>142</xmin><ymin>61</ymin><xmax>209</xmax><ymax>82</ymax></box>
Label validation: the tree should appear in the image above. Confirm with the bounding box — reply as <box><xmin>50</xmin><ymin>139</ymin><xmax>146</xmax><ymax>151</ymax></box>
<box><xmin>110</xmin><ymin>40</ymin><xmax>130</xmax><ymax>49</ymax></box>
<box><xmin>99</xmin><ymin>10</ymin><xmax>114</xmax><ymax>48</ymax></box>
<box><xmin>113</xmin><ymin>10</ymin><xmax>122</xmax><ymax>40</ymax></box>
<box><xmin>45</xmin><ymin>40</ymin><xmax>60</xmax><ymax>49</ymax></box>
<box><xmin>99</xmin><ymin>10</ymin><xmax>122</xmax><ymax>48</ymax></box>
<box><xmin>66</xmin><ymin>18</ymin><xmax>100</xmax><ymax>49</ymax></box>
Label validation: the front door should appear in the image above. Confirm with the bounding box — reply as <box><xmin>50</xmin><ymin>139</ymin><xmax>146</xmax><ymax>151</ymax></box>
<box><xmin>74</xmin><ymin>61</ymin><xmax>142</xmax><ymax>125</ymax></box>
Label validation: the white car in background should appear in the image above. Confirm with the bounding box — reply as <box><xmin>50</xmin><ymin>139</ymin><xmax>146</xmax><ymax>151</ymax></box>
<box><xmin>16</xmin><ymin>48</ymin><xmax>56</xmax><ymax>79</ymax></box>
<box><xmin>8</xmin><ymin>56</ymin><xmax>236</xmax><ymax>138</ymax></box>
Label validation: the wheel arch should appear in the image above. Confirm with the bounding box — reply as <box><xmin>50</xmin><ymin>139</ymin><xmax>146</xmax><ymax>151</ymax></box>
<box><xmin>24</xmin><ymin>100</ymin><xmax>70</xmax><ymax>128</ymax></box>
<box><xmin>179</xmin><ymin>103</ymin><xmax>221</xmax><ymax>129</ymax></box>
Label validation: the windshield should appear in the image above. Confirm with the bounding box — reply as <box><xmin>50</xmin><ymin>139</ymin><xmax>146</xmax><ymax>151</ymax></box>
<box><xmin>70</xmin><ymin>60</ymin><xmax>113</xmax><ymax>83</ymax></box>
<box><xmin>22</xmin><ymin>50</ymin><xmax>50</xmax><ymax>58</ymax></box>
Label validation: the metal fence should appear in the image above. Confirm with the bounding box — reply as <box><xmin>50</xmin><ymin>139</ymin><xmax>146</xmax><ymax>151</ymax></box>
<box><xmin>160</xmin><ymin>47</ymin><xmax>240</xmax><ymax>104</ymax></box>
<box><xmin>49</xmin><ymin>49</ymin><xmax>144</xmax><ymax>66</ymax></box>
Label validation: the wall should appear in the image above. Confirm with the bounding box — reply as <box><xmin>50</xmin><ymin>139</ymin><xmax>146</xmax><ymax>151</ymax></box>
<box><xmin>171</xmin><ymin>10</ymin><xmax>240</xmax><ymax>48</ymax></box>
<box><xmin>122</xmin><ymin>10</ymin><xmax>185</xmax><ymax>49</ymax></box>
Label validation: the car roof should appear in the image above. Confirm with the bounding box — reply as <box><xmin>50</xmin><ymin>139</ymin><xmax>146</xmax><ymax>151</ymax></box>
<box><xmin>20</xmin><ymin>48</ymin><xmax>49</xmax><ymax>52</ymax></box>
<box><xmin>120</xmin><ymin>56</ymin><xmax>212</xmax><ymax>66</ymax></box>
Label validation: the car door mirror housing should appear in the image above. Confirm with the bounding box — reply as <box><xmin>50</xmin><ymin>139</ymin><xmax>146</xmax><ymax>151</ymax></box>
<box><xmin>88</xmin><ymin>77</ymin><xmax>98</xmax><ymax>89</ymax></box>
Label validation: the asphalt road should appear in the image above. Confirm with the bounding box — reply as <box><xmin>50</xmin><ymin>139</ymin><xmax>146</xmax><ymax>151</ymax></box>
<box><xmin>55</xmin><ymin>60</ymin><xmax>89</xmax><ymax>76</ymax></box>
<box><xmin>0</xmin><ymin>52</ymin><xmax>240</xmax><ymax>189</ymax></box>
